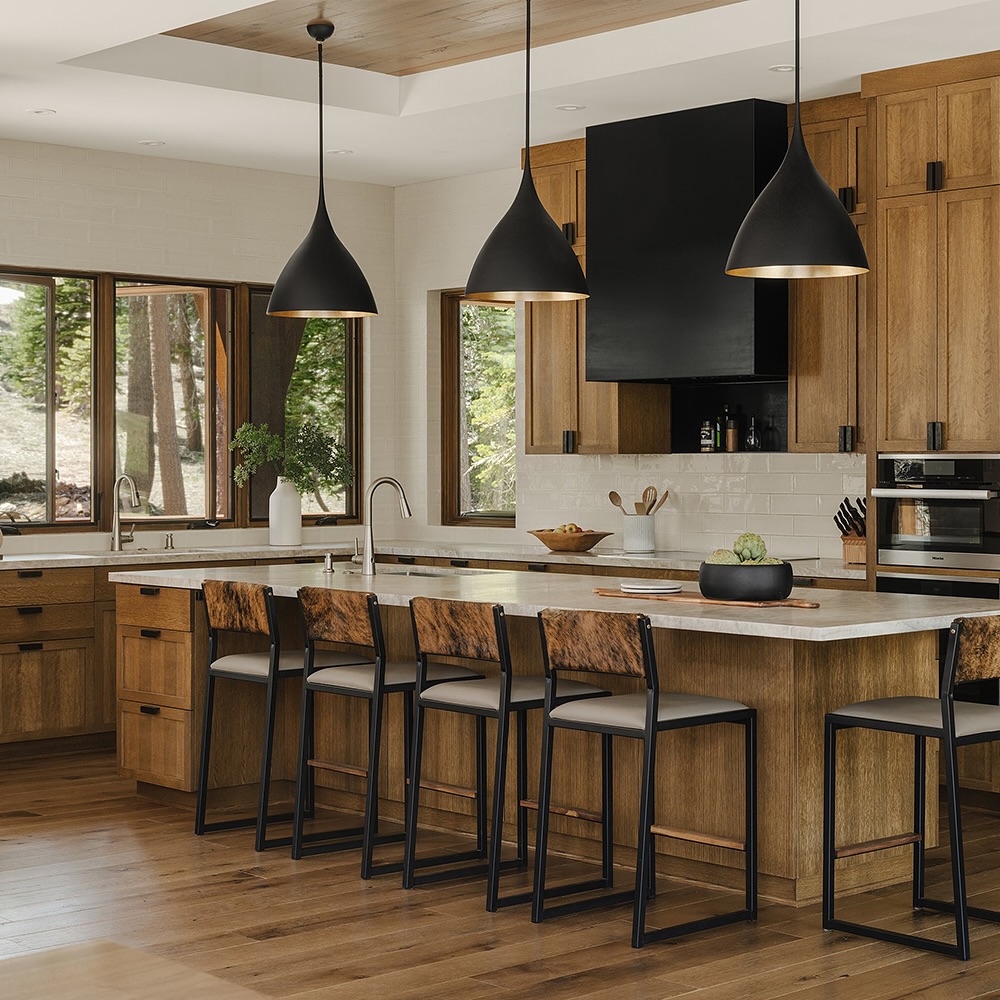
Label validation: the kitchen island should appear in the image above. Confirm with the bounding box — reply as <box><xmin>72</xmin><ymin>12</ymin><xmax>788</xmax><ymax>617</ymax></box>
<box><xmin>110</xmin><ymin>562</ymin><xmax>995</xmax><ymax>903</ymax></box>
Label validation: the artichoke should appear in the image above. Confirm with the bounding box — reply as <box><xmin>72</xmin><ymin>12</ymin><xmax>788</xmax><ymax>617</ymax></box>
<box><xmin>706</xmin><ymin>548</ymin><xmax>741</xmax><ymax>565</ymax></box>
<box><xmin>733</xmin><ymin>532</ymin><xmax>767</xmax><ymax>562</ymax></box>
<box><xmin>759</xmin><ymin>557</ymin><xmax>784</xmax><ymax>565</ymax></box>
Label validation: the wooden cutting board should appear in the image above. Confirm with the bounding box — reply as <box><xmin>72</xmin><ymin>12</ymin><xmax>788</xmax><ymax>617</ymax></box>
<box><xmin>592</xmin><ymin>588</ymin><xmax>820</xmax><ymax>609</ymax></box>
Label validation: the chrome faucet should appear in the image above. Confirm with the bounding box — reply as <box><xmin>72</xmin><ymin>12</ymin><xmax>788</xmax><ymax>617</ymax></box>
<box><xmin>111</xmin><ymin>474</ymin><xmax>141</xmax><ymax>551</ymax></box>
<box><xmin>360</xmin><ymin>477</ymin><xmax>412</xmax><ymax>575</ymax></box>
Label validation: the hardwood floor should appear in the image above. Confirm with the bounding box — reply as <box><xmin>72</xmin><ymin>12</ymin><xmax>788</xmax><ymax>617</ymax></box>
<box><xmin>2</xmin><ymin>748</ymin><xmax>1000</xmax><ymax>998</ymax></box>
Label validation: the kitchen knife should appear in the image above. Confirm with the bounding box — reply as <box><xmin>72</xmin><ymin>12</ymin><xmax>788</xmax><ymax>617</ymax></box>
<box><xmin>834</xmin><ymin>511</ymin><xmax>852</xmax><ymax>536</ymax></box>
<box><xmin>844</xmin><ymin>497</ymin><xmax>866</xmax><ymax>537</ymax></box>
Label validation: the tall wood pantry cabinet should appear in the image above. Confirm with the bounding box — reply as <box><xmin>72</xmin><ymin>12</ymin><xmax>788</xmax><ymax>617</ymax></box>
<box><xmin>522</xmin><ymin>139</ymin><xmax>670</xmax><ymax>455</ymax></box>
<box><xmin>864</xmin><ymin>56</ymin><xmax>1000</xmax><ymax>452</ymax></box>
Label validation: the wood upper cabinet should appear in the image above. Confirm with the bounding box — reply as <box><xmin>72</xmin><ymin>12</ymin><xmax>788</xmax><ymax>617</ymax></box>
<box><xmin>877</xmin><ymin>79</ymin><xmax>1000</xmax><ymax>198</ymax></box>
<box><xmin>788</xmin><ymin>219</ymin><xmax>868</xmax><ymax>453</ymax></box>
<box><xmin>801</xmin><ymin>115</ymin><xmax>867</xmax><ymax>215</ymax></box>
<box><xmin>524</xmin><ymin>140</ymin><xmax>669</xmax><ymax>454</ymax></box>
<box><xmin>876</xmin><ymin>187</ymin><xmax>1000</xmax><ymax>451</ymax></box>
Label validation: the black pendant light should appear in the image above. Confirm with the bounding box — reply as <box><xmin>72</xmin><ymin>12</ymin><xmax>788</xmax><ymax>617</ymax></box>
<box><xmin>465</xmin><ymin>0</ymin><xmax>588</xmax><ymax>302</ymax></box>
<box><xmin>268</xmin><ymin>20</ymin><xmax>377</xmax><ymax>318</ymax></box>
<box><xmin>726</xmin><ymin>1</ymin><xmax>869</xmax><ymax>278</ymax></box>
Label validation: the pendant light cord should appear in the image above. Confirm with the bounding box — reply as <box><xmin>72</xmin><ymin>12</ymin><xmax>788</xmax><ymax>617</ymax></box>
<box><xmin>793</xmin><ymin>0</ymin><xmax>801</xmax><ymax>132</ymax></box>
<box><xmin>317</xmin><ymin>37</ymin><xmax>326</xmax><ymax>203</ymax></box>
<box><xmin>524</xmin><ymin>0</ymin><xmax>531</xmax><ymax>171</ymax></box>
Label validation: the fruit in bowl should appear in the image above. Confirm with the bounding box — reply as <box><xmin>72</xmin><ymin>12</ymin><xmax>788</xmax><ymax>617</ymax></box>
<box><xmin>699</xmin><ymin>533</ymin><xmax>793</xmax><ymax>601</ymax></box>
<box><xmin>529</xmin><ymin>526</ymin><xmax>612</xmax><ymax>552</ymax></box>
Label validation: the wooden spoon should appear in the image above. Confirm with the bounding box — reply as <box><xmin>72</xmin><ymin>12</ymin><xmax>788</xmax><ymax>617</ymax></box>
<box><xmin>648</xmin><ymin>490</ymin><xmax>669</xmax><ymax>515</ymax></box>
<box><xmin>642</xmin><ymin>486</ymin><xmax>657</xmax><ymax>513</ymax></box>
<box><xmin>609</xmin><ymin>490</ymin><xmax>627</xmax><ymax>514</ymax></box>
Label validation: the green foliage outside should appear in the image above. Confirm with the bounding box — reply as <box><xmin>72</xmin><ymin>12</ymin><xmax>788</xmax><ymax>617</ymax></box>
<box><xmin>459</xmin><ymin>303</ymin><xmax>516</xmax><ymax>514</ymax></box>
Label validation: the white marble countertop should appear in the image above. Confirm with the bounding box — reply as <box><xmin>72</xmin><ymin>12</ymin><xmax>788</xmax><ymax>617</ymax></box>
<box><xmin>107</xmin><ymin>562</ymin><xmax>994</xmax><ymax>642</ymax></box>
<box><xmin>0</xmin><ymin>538</ymin><xmax>864</xmax><ymax>581</ymax></box>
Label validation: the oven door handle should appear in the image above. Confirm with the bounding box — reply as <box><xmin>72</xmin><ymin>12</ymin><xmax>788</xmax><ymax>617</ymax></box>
<box><xmin>870</xmin><ymin>488</ymin><xmax>998</xmax><ymax>500</ymax></box>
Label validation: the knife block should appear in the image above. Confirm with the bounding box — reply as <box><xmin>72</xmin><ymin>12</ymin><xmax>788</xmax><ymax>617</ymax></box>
<box><xmin>841</xmin><ymin>534</ymin><xmax>866</xmax><ymax>565</ymax></box>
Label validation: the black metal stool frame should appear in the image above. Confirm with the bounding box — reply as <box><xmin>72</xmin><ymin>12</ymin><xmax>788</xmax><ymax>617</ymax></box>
<box><xmin>823</xmin><ymin>617</ymin><xmax>1000</xmax><ymax>960</ymax></box>
<box><xmin>532</xmin><ymin>610</ymin><xmax>758</xmax><ymax>949</ymax></box>
<box><xmin>194</xmin><ymin>582</ymin><xmax>296</xmax><ymax>852</ymax></box>
<box><xmin>402</xmin><ymin>602</ymin><xmax>532</xmax><ymax>911</ymax></box>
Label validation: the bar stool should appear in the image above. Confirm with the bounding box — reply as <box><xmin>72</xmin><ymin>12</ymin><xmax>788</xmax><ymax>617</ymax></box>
<box><xmin>194</xmin><ymin>580</ymin><xmax>369</xmax><ymax>852</ymax></box>
<box><xmin>292</xmin><ymin>587</ymin><xmax>482</xmax><ymax>876</ymax></box>
<box><xmin>403</xmin><ymin>596</ymin><xmax>606</xmax><ymax>911</ymax></box>
<box><xmin>824</xmin><ymin>615</ymin><xmax>1000</xmax><ymax>960</ymax></box>
<box><xmin>533</xmin><ymin>608</ymin><xmax>757</xmax><ymax>949</ymax></box>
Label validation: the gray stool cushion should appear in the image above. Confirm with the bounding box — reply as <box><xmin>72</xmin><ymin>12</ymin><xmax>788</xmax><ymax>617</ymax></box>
<box><xmin>307</xmin><ymin>660</ymin><xmax>481</xmax><ymax>694</ymax></box>
<box><xmin>421</xmin><ymin>676</ymin><xmax>602</xmax><ymax>712</ymax></box>
<box><xmin>549</xmin><ymin>690</ymin><xmax>750</xmax><ymax>732</ymax></box>
<box><xmin>210</xmin><ymin>649</ymin><xmax>366</xmax><ymax>680</ymax></box>
<box><xmin>832</xmin><ymin>696</ymin><xmax>1000</xmax><ymax>738</ymax></box>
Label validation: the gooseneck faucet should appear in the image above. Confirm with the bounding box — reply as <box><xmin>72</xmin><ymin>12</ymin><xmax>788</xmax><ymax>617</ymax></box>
<box><xmin>111</xmin><ymin>474</ymin><xmax>141</xmax><ymax>551</ymax></box>
<box><xmin>360</xmin><ymin>477</ymin><xmax>412</xmax><ymax>575</ymax></box>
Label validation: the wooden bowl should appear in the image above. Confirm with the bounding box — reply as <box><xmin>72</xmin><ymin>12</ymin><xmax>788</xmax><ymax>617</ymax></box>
<box><xmin>529</xmin><ymin>529</ymin><xmax>612</xmax><ymax>552</ymax></box>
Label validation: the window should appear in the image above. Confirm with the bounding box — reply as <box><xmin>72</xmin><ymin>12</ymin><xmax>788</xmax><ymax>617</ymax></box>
<box><xmin>247</xmin><ymin>289</ymin><xmax>361</xmax><ymax>521</ymax></box>
<box><xmin>114</xmin><ymin>282</ymin><xmax>231</xmax><ymax>521</ymax></box>
<box><xmin>441</xmin><ymin>290</ymin><xmax>516</xmax><ymax>526</ymax></box>
<box><xmin>0</xmin><ymin>273</ymin><xmax>95</xmax><ymax>524</ymax></box>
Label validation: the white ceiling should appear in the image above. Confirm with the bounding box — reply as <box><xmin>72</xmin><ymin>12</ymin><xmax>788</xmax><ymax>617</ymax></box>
<box><xmin>2</xmin><ymin>0</ymin><xmax>1000</xmax><ymax>187</ymax></box>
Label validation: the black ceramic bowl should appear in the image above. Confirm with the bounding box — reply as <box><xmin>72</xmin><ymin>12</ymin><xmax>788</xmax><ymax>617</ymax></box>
<box><xmin>698</xmin><ymin>561</ymin><xmax>793</xmax><ymax>602</ymax></box>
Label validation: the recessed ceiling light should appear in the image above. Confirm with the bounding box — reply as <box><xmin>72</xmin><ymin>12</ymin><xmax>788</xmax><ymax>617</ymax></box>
<box><xmin>769</xmin><ymin>64</ymin><xmax>795</xmax><ymax>73</ymax></box>
<box><xmin>137</xmin><ymin>140</ymin><xmax>166</xmax><ymax>147</ymax></box>
<box><xmin>556</xmin><ymin>104</ymin><xmax>586</xmax><ymax>112</ymax></box>
<box><xmin>26</xmin><ymin>108</ymin><xmax>56</xmax><ymax>115</ymax></box>
<box><xmin>326</xmin><ymin>148</ymin><xmax>354</xmax><ymax>155</ymax></box>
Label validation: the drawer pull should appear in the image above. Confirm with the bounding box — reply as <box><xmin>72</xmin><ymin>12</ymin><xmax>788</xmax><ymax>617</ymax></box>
<box><xmin>139</xmin><ymin>705</ymin><xmax>161</xmax><ymax>716</ymax></box>
<box><xmin>140</xmin><ymin>628</ymin><xmax>161</xmax><ymax>639</ymax></box>
<box><xmin>294</xmin><ymin>557</ymin><xmax>315</xmax><ymax>564</ymax></box>
<box><xmin>18</xmin><ymin>642</ymin><xmax>42</xmax><ymax>652</ymax></box>
<box><xmin>17</xmin><ymin>606</ymin><xmax>43</xmax><ymax>615</ymax></box>
<box><xmin>139</xmin><ymin>587</ymin><xmax>161</xmax><ymax>596</ymax></box>
<box><xmin>792</xmin><ymin>577</ymin><xmax>817</xmax><ymax>587</ymax></box>
<box><xmin>450</xmin><ymin>559</ymin><xmax>469</xmax><ymax>568</ymax></box>
<box><xmin>16</xmin><ymin>570</ymin><xmax>42</xmax><ymax>578</ymax></box>
<box><xmin>398</xmin><ymin>556</ymin><xmax>416</xmax><ymax>565</ymax></box>
<box><xmin>527</xmin><ymin>563</ymin><xmax>548</xmax><ymax>573</ymax></box>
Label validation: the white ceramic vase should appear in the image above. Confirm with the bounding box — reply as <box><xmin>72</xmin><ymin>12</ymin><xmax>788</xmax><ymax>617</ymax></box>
<box><xmin>268</xmin><ymin>477</ymin><xmax>302</xmax><ymax>546</ymax></box>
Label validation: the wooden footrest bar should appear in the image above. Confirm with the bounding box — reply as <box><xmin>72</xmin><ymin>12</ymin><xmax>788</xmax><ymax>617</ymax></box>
<box><xmin>520</xmin><ymin>798</ymin><xmax>602</xmax><ymax>825</ymax></box>
<box><xmin>833</xmin><ymin>832</ymin><xmax>921</xmax><ymax>859</ymax></box>
<box><xmin>649</xmin><ymin>824</ymin><xmax>745</xmax><ymax>852</ymax></box>
<box><xmin>308</xmin><ymin>759</ymin><xmax>368</xmax><ymax>779</ymax></box>
<box><xmin>406</xmin><ymin>777</ymin><xmax>477</xmax><ymax>799</ymax></box>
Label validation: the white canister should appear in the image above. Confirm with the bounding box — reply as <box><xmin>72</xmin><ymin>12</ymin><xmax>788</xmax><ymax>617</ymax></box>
<box><xmin>622</xmin><ymin>514</ymin><xmax>655</xmax><ymax>553</ymax></box>
<box><xmin>268</xmin><ymin>477</ymin><xmax>303</xmax><ymax>545</ymax></box>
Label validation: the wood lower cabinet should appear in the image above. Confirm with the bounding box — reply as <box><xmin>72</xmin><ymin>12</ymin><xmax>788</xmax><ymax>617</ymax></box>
<box><xmin>877</xmin><ymin>186</ymin><xmax>1000</xmax><ymax>451</ymax></box>
<box><xmin>118</xmin><ymin>701</ymin><xmax>197</xmax><ymax>790</ymax></box>
<box><xmin>94</xmin><ymin>601</ymin><xmax>117</xmax><ymax>729</ymax></box>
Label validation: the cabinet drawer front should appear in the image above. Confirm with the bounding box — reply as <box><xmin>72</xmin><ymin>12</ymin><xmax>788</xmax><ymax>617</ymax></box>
<box><xmin>0</xmin><ymin>568</ymin><xmax>95</xmax><ymax>607</ymax></box>
<box><xmin>116</xmin><ymin>584</ymin><xmax>195</xmax><ymax>631</ymax></box>
<box><xmin>117</xmin><ymin>626</ymin><xmax>193</xmax><ymax>709</ymax></box>
<box><xmin>0</xmin><ymin>602</ymin><xmax>94</xmax><ymax>642</ymax></box>
<box><xmin>118</xmin><ymin>702</ymin><xmax>195</xmax><ymax>791</ymax></box>
<box><xmin>0</xmin><ymin>638</ymin><xmax>92</xmax><ymax>740</ymax></box>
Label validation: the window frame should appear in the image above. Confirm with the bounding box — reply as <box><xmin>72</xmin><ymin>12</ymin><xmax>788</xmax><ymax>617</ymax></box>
<box><xmin>440</xmin><ymin>288</ymin><xmax>516</xmax><ymax>528</ymax></box>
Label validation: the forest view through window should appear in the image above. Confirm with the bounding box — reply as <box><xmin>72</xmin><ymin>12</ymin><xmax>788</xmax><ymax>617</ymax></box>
<box><xmin>0</xmin><ymin>274</ymin><xmax>94</xmax><ymax>523</ymax></box>
<box><xmin>114</xmin><ymin>283</ymin><xmax>231</xmax><ymax>520</ymax></box>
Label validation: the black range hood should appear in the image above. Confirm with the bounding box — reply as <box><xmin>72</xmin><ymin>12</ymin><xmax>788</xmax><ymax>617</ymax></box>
<box><xmin>586</xmin><ymin>99</ymin><xmax>788</xmax><ymax>382</ymax></box>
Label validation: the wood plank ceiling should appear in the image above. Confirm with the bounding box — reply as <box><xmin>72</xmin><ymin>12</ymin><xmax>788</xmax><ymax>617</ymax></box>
<box><xmin>165</xmin><ymin>0</ymin><xmax>746</xmax><ymax>76</ymax></box>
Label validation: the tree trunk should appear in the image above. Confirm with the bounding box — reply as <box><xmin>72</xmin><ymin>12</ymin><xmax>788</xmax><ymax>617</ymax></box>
<box><xmin>123</xmin><ymin>296</ymin><xmax>155</xmax><ymax>498</ymax></box>
<box><xmin>148</xmin><ymin>294</ymin><xmax>187</xmax><ymax>515</ymax></box>
<box><xmin>173</xmin><ymin>295</ymin><xmax>203</xmax><ymax>453</ymax></box>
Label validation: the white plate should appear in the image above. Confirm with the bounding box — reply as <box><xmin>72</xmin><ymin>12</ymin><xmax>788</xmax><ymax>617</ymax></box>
<box><xmin>619</xmin><ymin>580</ymin><xmax>682</xmax><ymax>594</ymax></box>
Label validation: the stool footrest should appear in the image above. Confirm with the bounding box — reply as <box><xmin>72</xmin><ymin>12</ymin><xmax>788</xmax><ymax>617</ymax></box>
<box><xmin>834</xmin><ymin>832</ymin><xmax>921</xmax><ymax>859</ymax></box>
<box><xmin>917</xmin><ymin>896</ymin><xmax>1000</xmax><ymax>924</ymax></box>
<box><xmin>407</xmin><ymin>777</ymin><xmax>477</xmax><ymax>800</ymax></box>
<box><xmin>307</xmin><ymin>759</ymin><xmax>368</xmax><ymax>779</ymax></box>
<box><xmin>640</xmin><ymin>907</ymin><xmax>754</xmax><ymax>946</ymax></box>
<box><xmin>520</xmin><ymin>798</ymin><xmax>602</xmax><ymax>824</ymax></box>
<box><xmin>650</xmin><ymin>824</ymin><xmax>745</xmax><ymax>852</ymax></box>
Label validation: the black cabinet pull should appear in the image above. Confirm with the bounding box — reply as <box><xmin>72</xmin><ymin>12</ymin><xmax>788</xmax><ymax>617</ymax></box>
<box><xmin>837</xmin><ymin>425</ymin><xmax>855</xmax><ymax>453</ymax></box>
<box><xmin>837</xmin><ymin>186</ymin><xmax>856</xmax><ymax>212</ymax></box>
<box><xmin>562</xmin><ymin>429</ymin><xmax>576</xmax><ymax>454</ymax></box>
<box><xmin>926</xmin><ymin>161</ymin><xmax>944</xmax><ymax>191</ymax></box>
<box><xmin>527</xmin><ymin>563</ymin><xmax>548</xmax><ymax>572</ymax></box>
<box><xmin>140</xmin><ymin>628</ymin><xmax>161</xmax><ymax>639</ymax></box>
<box><xmin>792</xmin><ymin>577</ymin><xmax>817</xmax><ymax>587</ymax></box>
<box><xmin>18</xmin><ymin>642</ymin><xmax>42</xmax><ymax>652</ymax></box>
<box><xmin>17</xmin><ymin>606</ymin><xmax>42</xmax><ymax>616</ymax></box>
<box><xmin>139</xmin><ymin>705</ymin><xmax>161</xmax><ymax>716</ymax></box>
<box><xmin>293</xmin><ymin>557</ymin><xmax>315</xmax><ymax>564</ymax></box>
<box><xmin>450</xmin><ymin>559</ymin><xmax>469</xmax><ymax>568</ymax></box>
<box><xmin>562</xmin><ymin>222</ymin><xmax>576</xmax><ymax>244</ymax></box>
<box><xmin>927</xmin><ymin>421</ymin><xmax>944</xmax><ymax>450</ymax></box>
<box><xmin>139</xmin><ymin>586</ymin><xmax>160</xmax><ymax>596</ymax></box>
<box><xmin>16</xmin><ymin>570</ymin><xmax>42</xmax><ymax>578</ymax></box>
<box><xmin>398</xmin><ymin>556</ymin><xmax>416</xmax><ymax>565</ymax></box>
